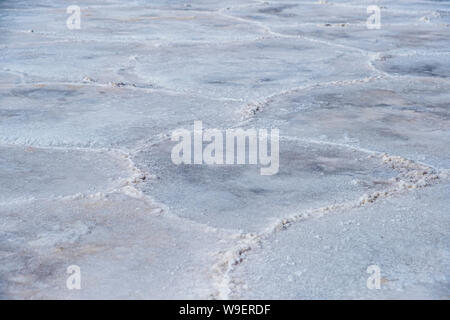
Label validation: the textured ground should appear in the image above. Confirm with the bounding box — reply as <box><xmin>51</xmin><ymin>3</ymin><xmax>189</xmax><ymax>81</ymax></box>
<box><xmin>0</xmin><ymin>0</ymin><xmax>449</xmax><ymax>299</ymax></box>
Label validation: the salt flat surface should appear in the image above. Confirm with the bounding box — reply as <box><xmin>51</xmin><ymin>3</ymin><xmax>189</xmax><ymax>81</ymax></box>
<box><xmin>0</xmin><ymin>194</ymin><xmax>236</xmax><ymax>299</ymax></box>
<box><xmin>231</xmin><ymin>182</ymin><xmax>450</xmax><ymax>299</ymax></box>
<box><xmin>0</xmin><ymin>0</ymin><xmax>449</xmax><ymax>299</ymax></box>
